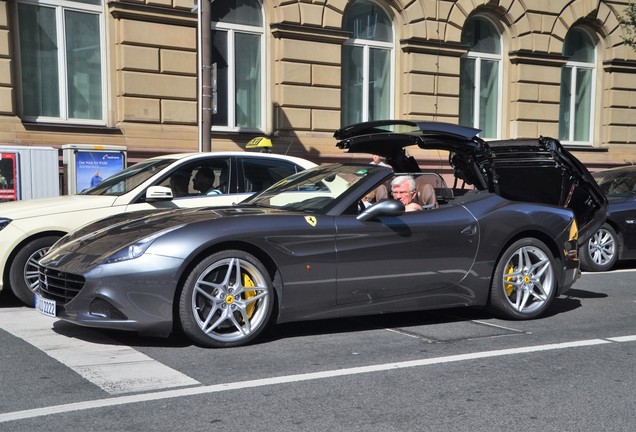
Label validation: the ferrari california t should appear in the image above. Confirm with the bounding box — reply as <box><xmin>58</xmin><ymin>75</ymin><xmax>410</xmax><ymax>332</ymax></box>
<box><xmin>35</xmin><ymin>121</ymin><xmax>607</xmax><ymax>347</ymax></box>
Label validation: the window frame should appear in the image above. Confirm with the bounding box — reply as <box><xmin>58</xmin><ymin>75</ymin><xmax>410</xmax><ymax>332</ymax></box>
<box><xmin>211</xmin><ymin>7</ymin><xmax>266</xmax><ymax>132</ymax></box>
<box><xmin>14</xmin><ymin>0</ymin><xmax>107</xmax><ymax>125</ymax></box>
<box><xmin>459</xmin><ymin>16</ymin><xmax>503</xmax><ymax>140</ymax></box>
<box><xmin>238</xmin><ymin>156</ymin><xmax>302</xmax><ymax>193</ymax></box>
<box><xmin>558</xmin><ymin>28</ymin><xmax>597</xmax><ymax>146</ymax></box>
<box><xmin>341</xmin><ymin>0</ymin><xmax>395</xmax><ymax>126</ymax></box>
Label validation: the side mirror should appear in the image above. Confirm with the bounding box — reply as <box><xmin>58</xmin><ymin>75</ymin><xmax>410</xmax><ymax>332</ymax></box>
<box><xmin>357</xmin><ymin>199</ymin><xmax>405</xmax><ymax>221</ymax></box>
<box><xmin>146</xmin><ymin>185</ymin><xmax>174</xmax><ymax>201</ymax></box>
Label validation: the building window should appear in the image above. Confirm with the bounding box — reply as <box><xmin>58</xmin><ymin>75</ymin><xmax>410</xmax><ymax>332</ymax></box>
<box><xmin>211</xmin><ymin>0</ymin><xmax>264</xmax><ymax>131</ymax></box>
<box><xmin>341</xmin><ymin>0</ymin><xmax>394</xmax><ymax>127</ymax></box>
<box><xmin>16</xmin><ymin>0</ymin><xmax>105</xmax><ymax>124</ymax></box>
<box><xmin>558</xmin><ymin>28</ymin><xmax>596</xmax><ymax>145</ymax></box>
<box><xmin>459</xmin><ymin>16</ymin><xmax>502</xmax><ymax>139</ymax></box>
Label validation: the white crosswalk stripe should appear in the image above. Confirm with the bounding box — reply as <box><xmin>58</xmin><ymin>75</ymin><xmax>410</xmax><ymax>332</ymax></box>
<box><xmin>0</xmin><ymin>307</ymin><xmax>200</xmax><ymax>395</ymax></box>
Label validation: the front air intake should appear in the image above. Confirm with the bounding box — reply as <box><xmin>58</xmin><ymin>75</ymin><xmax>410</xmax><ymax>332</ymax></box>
<box><xmin>37</xmin><ymin>266</ymin><xmax>85</xmax><ymax>304</ymax></box>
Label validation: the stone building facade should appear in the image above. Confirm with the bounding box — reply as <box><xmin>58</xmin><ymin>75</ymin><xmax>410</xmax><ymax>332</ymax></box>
<box><xmin>0</xmin><ymin>0</ymin><xmax>634</xmax><ymax>171</ymax></box>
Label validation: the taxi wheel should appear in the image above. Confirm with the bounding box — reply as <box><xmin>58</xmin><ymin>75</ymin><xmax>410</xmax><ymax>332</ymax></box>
<box><xmin>490</xmin><ymin>238</ymin><xmax>556</xmax><ymax>320</ymax></box>
<box><xmin>178</xmin><ymin>250</ymin><xmax>274</xmax><ymax>348</ymax></box>
<box><xmin>9</xmin><ymin>236</ymin><xmax>61</xmax><ymax>306</ymax></box>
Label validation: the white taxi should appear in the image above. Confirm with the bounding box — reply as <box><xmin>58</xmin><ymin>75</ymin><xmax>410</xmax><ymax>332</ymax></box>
<box><xmin>0</xmin><ymin>151</ymin><xmax>316</xmax><ymax>305</ymax></box>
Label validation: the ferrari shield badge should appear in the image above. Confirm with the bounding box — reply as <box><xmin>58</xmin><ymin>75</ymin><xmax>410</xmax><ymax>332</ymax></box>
<box><xmin>304</xmin><ymin>216</ymin><xmax>317</xmax><ymax>227</ymax></box>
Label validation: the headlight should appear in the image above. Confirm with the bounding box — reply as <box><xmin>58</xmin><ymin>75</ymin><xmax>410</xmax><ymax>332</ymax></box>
<box><xmin>0</xmin><ymin>218</ymin><xmax>12</xmax><ymax>231</ymax></box>
<box><xmin>103</xmin><ymin>225</ymin><xmax>184</xmax><ymax>264</ymax></box>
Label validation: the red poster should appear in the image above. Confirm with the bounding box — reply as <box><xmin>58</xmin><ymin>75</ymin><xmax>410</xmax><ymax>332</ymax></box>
<box><xmin>0</xmin><ymin>152</ymin><xmax>18</xmax><ymax>201</ymax></box>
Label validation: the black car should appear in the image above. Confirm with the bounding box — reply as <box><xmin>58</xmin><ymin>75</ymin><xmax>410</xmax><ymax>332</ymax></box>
<box><xmin>35</xmin><ymin>121</ymin><xmax>606</xmax><ymax>348</ymax></box>
<box><xmin>579</xmin><ymin>165</ymin><xmax>636</xmax><ymax>271</ymax></box>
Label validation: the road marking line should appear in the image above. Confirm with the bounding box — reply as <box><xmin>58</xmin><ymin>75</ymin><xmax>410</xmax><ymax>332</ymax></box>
<box><xmin>384</xmin><ymin>327</ymin><xmax>433</xmax><ymax>341</ymax></box>
<box><xmin>582</xmin><ymin>267</ymin><xmax>636</xmax><ymax>275</ymax></box>
<box><xmin>2</xmin><ymin>335</ymin><xmax>634</xmax><ymax>423</ymax></box>
<box><xmin>0</xmin><ymin>308</ymin><xmax>200</xmax><ymax>395</ymax></box>
<box><xmin>606</xmin><ymin>335</ymin><xmax>636</xmax><ymax>342</ymax></box>
<box><xmin>471</xmin><ymin>320</ymin><xmax>528</xmax><ymax>333</ymax></box>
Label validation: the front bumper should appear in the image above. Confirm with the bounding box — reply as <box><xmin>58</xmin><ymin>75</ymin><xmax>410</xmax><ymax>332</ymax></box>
<box><xmin>38</xmin><ymin>254</ymin><xmax>185</xmax><ymax>337</ymax></box>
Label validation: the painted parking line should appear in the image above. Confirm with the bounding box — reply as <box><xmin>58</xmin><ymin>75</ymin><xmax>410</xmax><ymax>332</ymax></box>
<box><xmin>607</xmin><ymin>335</ymin><xmax>636</xmax><ymax>342</ymax></box>
<box><xmin>1</xmin><ymin>334</ymin><xmax>634</xmax><ymax>424</ymax></box>
<box><xmin>582</xmin><ymin>267</ymin><xmax>636</xmax><ymax>275</ymax></box>
<box><xmin>0</xmin><ymin>308</ymin><xmax>200</xmax><ymax>395</ymax></box>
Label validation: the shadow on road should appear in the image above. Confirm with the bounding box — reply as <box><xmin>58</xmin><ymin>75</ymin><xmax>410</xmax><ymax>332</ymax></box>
<box><xmin>614</xmin><ymin>259</ymin><xmax>636</xmax><ymax>270</ymax></box>
<box><xmin>0</xmin><ymin>288</ymin><xmax>22</xmax><ymax>308</ymax></box>
<box><xmin>267</xmin><ymin>307</ymin><xmax>497</xmax><ymax>343</ymax></box>
<box><xmin>48</xmin><ymin>307</ymin><xmax>495</xmax><ymax>349</ymax></box>
<box><xmin>563</xmin><ymin>288</ymin><xmax>608</xmax><ymax>299</ymax></box>
<box><xmin>2</xmin><ymin>266</ymin><xmax>621</xmax><ymax>349</ymax></box>
<box><xmin>51</xmin><ymin>320</ymin><xmax>194</xmax><ymax>348</ymax></box>
<box><xmin>39</xmin><ymin>295</ymin><xmax>598</xmax><ymax>349</ymax></box>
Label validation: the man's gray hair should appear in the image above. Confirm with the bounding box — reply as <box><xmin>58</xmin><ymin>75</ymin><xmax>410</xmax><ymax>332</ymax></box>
<box><xmin>391</xmin><ymin>175</ymin><xmax>416</xmax><ymax>192</ymax></box>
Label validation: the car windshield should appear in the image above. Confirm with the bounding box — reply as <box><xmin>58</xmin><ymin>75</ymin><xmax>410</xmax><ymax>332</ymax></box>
<box><xmin>245</xmin><ymin>164</ymin><xmax>377</xmax><ymax>213</ymax></box>
<box><xmin>593</xmin><ymin>169</ymin><xmax>636</xmax><ymax>197</ymax></box>
<box><xmin>80</xmin><ymin>159</ymin><xmax>175</xmax><ymax>196</ymax></box>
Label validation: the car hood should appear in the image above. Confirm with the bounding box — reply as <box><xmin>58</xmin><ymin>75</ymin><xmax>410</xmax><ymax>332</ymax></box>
<box><xmin>0</xmin><ymin>195</ymin><xmax>118</xmax><ymax>220</ymax></box>
<box><xmin>335</xmin><ymin>120</ymin><xmax>607</xmax><ymax>242</ymax></box>
<box><xmin>42</xmin><ymin>205</ymin><xmax>296</xmax><ymax>268</ymax></box>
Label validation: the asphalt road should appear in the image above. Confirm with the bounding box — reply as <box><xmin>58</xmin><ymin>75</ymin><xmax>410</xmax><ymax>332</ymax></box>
<box><xmin>0</xmin><ymin>264</ymin><xmax>634</xmax><ymax>432</ymax></box>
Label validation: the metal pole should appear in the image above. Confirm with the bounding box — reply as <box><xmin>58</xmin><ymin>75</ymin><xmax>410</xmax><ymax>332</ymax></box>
<box><xmin>198</xmin><ymin>0</ymin><xmax>212</xmax><ymax>152</ymax></box>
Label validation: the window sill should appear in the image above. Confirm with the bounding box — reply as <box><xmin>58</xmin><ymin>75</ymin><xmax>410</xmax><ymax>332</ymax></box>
<box><xmin>563</xmin><ymin>145</ymin><xmax>609</xmax><ymax>153</ymax></box>
<box><xmin>21</xmin><ymin>121</ymin><xmax>122</xmax><ymax>134</ymax></box>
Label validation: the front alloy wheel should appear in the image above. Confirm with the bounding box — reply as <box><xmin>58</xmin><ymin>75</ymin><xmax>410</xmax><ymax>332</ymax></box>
<box><xmin>9</xmin><ymin>236</ymin><xmax>61</xmax><ymax>306</ymax></box>
<box><xmin>179</xmin><ymin>250</ymin><xmax>274</xmax><ymax>348</ymax></box>
<box><xmin>580</xmin><ymin>223</ymin><xmax>618</xmax><ymax>272</ymax></box>
<box><xmin>490</xmin><ymin>238</ymin><xmax>556</xmax><ymax>320</ymax></box>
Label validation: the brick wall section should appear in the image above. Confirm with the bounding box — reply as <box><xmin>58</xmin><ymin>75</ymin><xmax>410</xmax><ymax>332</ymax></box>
<box><xmin>273</xmin><ymin>27</ymin><xmax>345</xmax><ymax>134</ymax></box>
<box><xmin>117</xmin><ymin>14</ymin><xmax>196</xmax><ymax>125</ymax></box>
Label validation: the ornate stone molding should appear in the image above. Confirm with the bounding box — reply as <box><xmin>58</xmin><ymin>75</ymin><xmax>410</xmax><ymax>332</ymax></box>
<box><xmin>509</xmin><ymin>50</ymin><xmax>567</xmax><ymax>67</ymax></box>
<box><xmin>107</xmin><ymin>1</ymin><xmax>196</xmax><ymax>26</ymax></box>
<box><xmin>270</xmin><ymin>23</ymin><xmax>349</xmax><ymax>44</ymax></box>
<box><xmin>603</xmin><ymin>60</ymin><xmax>636</xmax><ymax>74</ymax></box>
<box><xmin>400</xmin><ymin>38</ymin><xmax>467</xmax><ymax>57</ymax></box>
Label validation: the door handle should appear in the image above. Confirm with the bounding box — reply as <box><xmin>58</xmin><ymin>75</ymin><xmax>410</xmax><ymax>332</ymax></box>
<box><xmin>461</xmin><ymin>225</ymin><xmax>477</xmax><ymax>236</ymax></box>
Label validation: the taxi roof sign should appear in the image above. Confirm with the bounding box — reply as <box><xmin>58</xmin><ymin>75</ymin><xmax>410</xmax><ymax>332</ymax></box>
<box><xmin>246</xmin><ymin>137</ymin><xmax>273</xmax><ymax>152</ymax></box>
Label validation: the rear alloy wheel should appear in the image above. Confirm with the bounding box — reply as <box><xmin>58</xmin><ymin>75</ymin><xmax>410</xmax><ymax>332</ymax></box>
<box><xmin>580</xmin><ymin>223</ymin><xmax>618</xmax><ymax>272</ymax></box>
<box><xmin>9</xmin><ymin>236</ymin><xmax>61</xmax><ymax>306</ymax></box>
<box><xmin>179</xmin><ymin>250</ymin><xmax>274</xmax><ymax>348</ymax></box>
<box><xmin>490</xmin><ymin>238</ymin><xmax>556</xmax><ymax>320</ymax></box>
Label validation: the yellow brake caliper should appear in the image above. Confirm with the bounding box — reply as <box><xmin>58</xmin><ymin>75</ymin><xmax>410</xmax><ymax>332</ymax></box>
<box><xmin>504</xmin><ymin>265</ymin><xmax>515</xmax><ymax>296</ymax></box>
<box><xmin>242</xmin><ymin>273</ymin><xmax>257</xmax><ymax>319</ymax></box>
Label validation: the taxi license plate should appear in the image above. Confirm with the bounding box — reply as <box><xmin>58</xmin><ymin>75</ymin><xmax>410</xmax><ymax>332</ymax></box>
<box><xmin>35</xmin><ymin>295</ymin><xmax>56</xmax><ymax>318</ymax></box>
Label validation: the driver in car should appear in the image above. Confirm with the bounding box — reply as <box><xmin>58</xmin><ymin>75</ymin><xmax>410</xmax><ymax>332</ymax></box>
<box><xmin>391</xmin><ymin>176</ymin><xmax>422</xmax><ymax>212</ymax></box>
<box><xmin>193</xmin><ymin>167</ymin><xmax>216</xmax><ymax>194</ymax></box>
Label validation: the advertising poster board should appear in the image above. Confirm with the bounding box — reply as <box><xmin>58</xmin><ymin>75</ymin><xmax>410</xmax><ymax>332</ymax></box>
<box><xmin>74</xmin><ymin>150</ymin><xmax>126</xmax><ymax>193</ymax></box>
<box><xmin>0</xmin><ymin>152</ymin><xmax>19</xmax><ymax>201</ymax></box>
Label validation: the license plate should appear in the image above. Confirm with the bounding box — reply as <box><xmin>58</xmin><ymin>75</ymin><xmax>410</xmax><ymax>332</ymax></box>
<box><xmin>35</xmin><ymin>294</ymin><xmax>56</xmax><ymax>318</ymax></box>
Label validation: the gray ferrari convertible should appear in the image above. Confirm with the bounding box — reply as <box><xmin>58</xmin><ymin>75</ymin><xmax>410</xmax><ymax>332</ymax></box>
<box><xmin>35</xmin><ymin>121</ymin><xmax>607</xmax><ymax>348</ymax></box>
